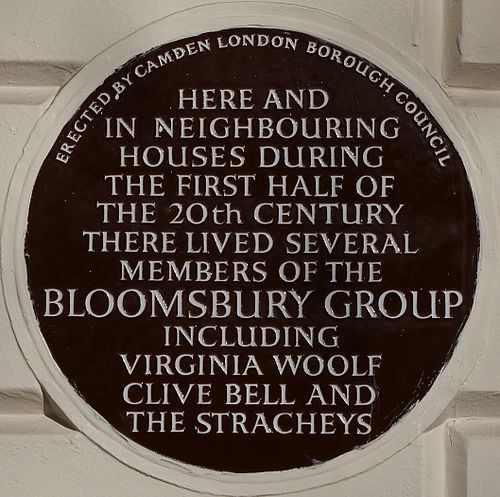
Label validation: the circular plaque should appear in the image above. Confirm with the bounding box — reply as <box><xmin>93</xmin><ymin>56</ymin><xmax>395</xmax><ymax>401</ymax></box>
<box><xmin>23</xmin><ymin>27</ymin><xmax>478</xmax><ymax>473</ymax></box>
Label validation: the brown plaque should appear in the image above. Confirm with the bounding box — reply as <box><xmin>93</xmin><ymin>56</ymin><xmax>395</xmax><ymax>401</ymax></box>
<box><xmin>25</xmin><ymin>28</ymin><xmax>478</xmax><ymax>472</ymax></box>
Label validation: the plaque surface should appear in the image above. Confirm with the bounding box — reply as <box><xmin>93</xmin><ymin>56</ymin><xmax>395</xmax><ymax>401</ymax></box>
<box><xmin>25</xmin><ymin>28</ymin><xmax>478</xmax><ymax>473</ymax></box>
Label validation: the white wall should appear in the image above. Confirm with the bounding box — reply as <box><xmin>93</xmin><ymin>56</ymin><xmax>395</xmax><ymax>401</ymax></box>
<box><xmin>1</xmin><ymin>1</ymin><xmax>499</xmax><ymax>495</ymax></box>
